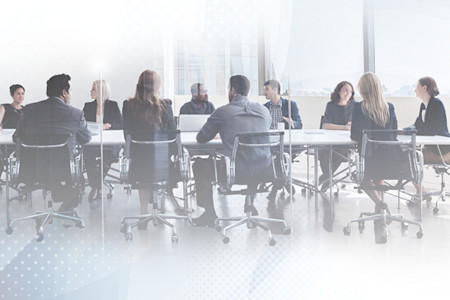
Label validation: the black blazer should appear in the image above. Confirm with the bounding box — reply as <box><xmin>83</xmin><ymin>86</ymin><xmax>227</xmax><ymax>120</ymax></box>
<box><xmin>82</xmin><ymin>99</ymin><xmax>122</xmax><ymax>130</ymax></box>
<box><xmin>414</xmin><ymin>97</ymin><xmax>449</xmax><ymax>137</ymax></box>
<box><xmin>122</xmin><ymin>98</ymin><xmax>176</xmax><ymax>133</ymax></box>
<box><xmin>13</xmin><ymin>97</ymin><xmax>92</xmax><ymax>146</ymax></box>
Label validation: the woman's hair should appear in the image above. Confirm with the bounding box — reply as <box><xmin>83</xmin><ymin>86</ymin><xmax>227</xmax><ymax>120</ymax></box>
<box><xmin>418</xmin><ymin>76</ymin><xmax>440</xmax><ymax>97</ymax></box>
<box><xmin>330</xmin><ymin>81</ymin><xmax>355</xmax><ymax>103</ymax></box>
<box><xmin>10</xmin><ymin>84</ymin><xmax>25</xmax><ymax>96</ymax></box>
<box><xmin>358</xmin><ymin>72</ymin><xmax>389</xmax><ymax>127</ymax></box>
<box><xmin>93</xmin><ymin>80</ymin><xmax>111</xmax><ymax>102</ymax></box>
<box><xmin>128</xmin><ymin>70</ymin><xmax>166</xmax><ymax>128</ymax></box>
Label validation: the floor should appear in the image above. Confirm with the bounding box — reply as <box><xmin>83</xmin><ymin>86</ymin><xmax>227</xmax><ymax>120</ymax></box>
<box><xmin>0</xmin><ymin>157</ymin><xmax>449</xmax><ymax>300</ymax></box>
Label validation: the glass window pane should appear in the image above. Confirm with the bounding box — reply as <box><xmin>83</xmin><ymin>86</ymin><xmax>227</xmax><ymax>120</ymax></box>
<box><xmin>374</xmin><ymin>0</ymin><xmax>450</xmax><ymax>96</ymax></box>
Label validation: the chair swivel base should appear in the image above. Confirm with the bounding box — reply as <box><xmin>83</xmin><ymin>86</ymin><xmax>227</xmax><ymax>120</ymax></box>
<box><xmin>214</xmin><ymin>211</ymin><xmax>291</xmax><ymax>246</ymax></box>
<box><xmin>343</xmin><ymin>207</ymin><xmax>424</xmax><ymax>243</ymax></box>
<box><xmin>120</xmin><ymin>207</ymin><xmax>191</xmax><ymax>243</ymax></box>
<box><xmin>6</xmin><ymin>207</ymin><xmax>85</xmax><ymax>242</ymax></box>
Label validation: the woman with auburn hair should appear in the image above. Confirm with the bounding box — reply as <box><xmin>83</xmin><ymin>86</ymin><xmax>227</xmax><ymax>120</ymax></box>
<box><xmin>412</xmin><ymin>76</ymin><xmax>450</xmax><ymax>199</ymax></box>
<box><xmin>83</xmin><ymin>80</ymin><xmax>122</xmax><ymax>205</ymax></box>
<box><xmin>350</xmin><ymin>72</ymin><xmax>399</xmax><ymax>209</ymax></box>
<box><xmin>318</xmin><ymin>81</ymin><xmax>356</xmax><ymax>192</ymax></box>
<box><xmin>122</xmin><ymin>70</ymin><xmax>176</xmax><ymax>228</ymax></box>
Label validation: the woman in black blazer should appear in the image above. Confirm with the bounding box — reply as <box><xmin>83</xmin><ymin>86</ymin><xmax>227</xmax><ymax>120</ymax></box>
<box><xmin>412</xmin><ymin>76</ymin><xmax>450</xmax><ymax>197</ymax></box>
<box><xmin>351</xmin><ymin>72</ymin><xmax>400</xmax><ymax>210</ymax></box>
<box><xmin>122</xmin><ymin>70</ymin><xmax>176</xmax><ymax>227</ymax></box>
<box><xmin>83</xmin><ymin>80</ymin><xmax>122</xmax><ymax>204</ymax></box>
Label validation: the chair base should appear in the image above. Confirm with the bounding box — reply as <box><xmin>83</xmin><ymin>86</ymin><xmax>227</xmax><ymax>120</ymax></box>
<box><xmin>120</xmin><ymin>207</ymin><xmax>190</xmax><ymax>243</ymax></box>
<box><xmin>6</xmin><ymin>207</ymin><xmax>85</xmax><ymax>242</ymax></box>
<box><xmin>214</xmin><ymin>212</ymin><xmax>291</xmax><ymax>246</ymax></box>
<box><xmin>344</xmin><ymin>207</ymin><xmax>424</xmax><ymax>243</ymax></box>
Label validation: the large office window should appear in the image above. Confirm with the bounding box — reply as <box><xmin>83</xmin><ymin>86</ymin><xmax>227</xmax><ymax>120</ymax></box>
<box><xmin>374</xmin><ymin>0</ymin><xmax>450</xmax><ymax>96</ymax></box>
<box><xmin>174</xmin><ymin>0</ymin><xmax>260</xmax><ymax>96</ymax></box>
<box><xmin>278</xmin><ymin>0</ymin><xmax>364</xmax><ymax>96</ymax></box>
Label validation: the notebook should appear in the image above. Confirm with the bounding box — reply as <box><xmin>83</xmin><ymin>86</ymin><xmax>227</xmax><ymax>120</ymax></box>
<box><xmin>178</xmin><ymin>114</ymin><xmax>210</xmax><ymax>132</ymax></box>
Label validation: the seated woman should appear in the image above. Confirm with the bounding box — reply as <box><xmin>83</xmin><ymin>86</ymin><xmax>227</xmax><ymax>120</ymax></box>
<box><xmin>350</xmin><ymin>72</ymin><xmax>399</xmax><ymax>211</ymax></box>
<box><xmin>0</xmin><ymin>84</ymin><xmax>25</xmax><ymax>129</ymax></box>
<box><xmin>412</xmin><ymin>76</ymin><xmax>450</xmax><ymax>198</ymax></box>
<box><xmin>122</xmin><ymin>70</ymin><xmax>176</xmax><ymax>228</ymax></box>
<box><xmin>0</xmin><ymin>84</ymin><xmax>26</xmax><ymax>179</ymax></box>
<box><xmin>319</xmin><ymin>81</ymin><xmax>356</xmax><ymax>192</ymax></box>
<box><xmin>83</xmin><ymin>80</ymin><xmax>122</xmax><ymax>204</ymax></box>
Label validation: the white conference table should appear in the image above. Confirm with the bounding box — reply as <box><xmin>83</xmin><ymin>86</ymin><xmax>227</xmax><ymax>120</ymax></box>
<box><xmin>2</xmin><ymin>128</ymin><xmax>450</xmax><ymax>223</ymax></box>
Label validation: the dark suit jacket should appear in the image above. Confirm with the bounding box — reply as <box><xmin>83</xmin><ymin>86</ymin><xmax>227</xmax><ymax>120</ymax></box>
<box><xmin>13</xmin><ymin>97</ymin><xmax>92</xmax><ymax>146</ymax></box>
<box><xmin>82</xmin><ymin>99</ymin><xmax>122</xmax><ymax>130</ymax></box>
<box><xmin>263</xmin><ymin>97</ymin><xmax>302</xmax><ymax>129</ymax></box>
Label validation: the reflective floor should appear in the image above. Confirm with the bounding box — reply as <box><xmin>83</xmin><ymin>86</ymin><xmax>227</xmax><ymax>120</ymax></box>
<box><xmin>0</xmin><ymin>159</ymin><xmax>449</xmax><ymax>299</ymax></box>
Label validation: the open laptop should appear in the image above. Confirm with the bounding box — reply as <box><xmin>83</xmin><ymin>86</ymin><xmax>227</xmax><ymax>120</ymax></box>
<box><xmin>178</xmin><ymin>114</ymin><xmax>210</xmax><ymax>132</ymax></box>
<box><xmin>86</xmin><ymin>121</ymin><xmax>102</xmax><ymax>135</ymax></box>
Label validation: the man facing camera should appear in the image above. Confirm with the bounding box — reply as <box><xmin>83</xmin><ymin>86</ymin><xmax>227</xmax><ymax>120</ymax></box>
<box><xmin>263</xmin><ymin>79</ymin><xmax>302</xmax><ymax>130</ymax></box>
<box><xmin>13</xmin><ymin>74</ymin><xmax>91</xmax><ymax>212</ymax></box>
<box><xmin>179</xmin><ymin>83</ymin><xmax>215</xmax><ymax>115</ymax></box>
<box><xmin>192</xmin><ymin>75</ymin><xmax>271</xmax><ymax>227</ymax></box>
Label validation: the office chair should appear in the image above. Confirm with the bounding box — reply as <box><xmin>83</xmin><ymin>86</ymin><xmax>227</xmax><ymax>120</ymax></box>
<box><xmin>214</xmin><ymin>131</ymin><xmax>291</xmax><ymax>246</ymax></box>
<box><xmin>5</xmin><ymin>134</ymin><xmax>85</xmax><ymax>242</ymax></box>
<box><xmin>343</xmin><ymin>129</ymin><xmax>424</xmax><ymax>244</ymax></box>
<box><xmin>119</xmin><ymin>130</ymin><xmax>191</xmax><ymax>243</ymax></box>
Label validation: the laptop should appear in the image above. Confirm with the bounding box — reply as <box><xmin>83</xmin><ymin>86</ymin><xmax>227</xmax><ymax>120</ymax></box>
<box><xmin>178</xmin><ymin>114</ymin><xmax>210</xmax><ymax>132</ymax></box>
<box><xmin>86</xmin><ymin>121</ymin><xmax>102</xmax><ymax>135</ymax></box>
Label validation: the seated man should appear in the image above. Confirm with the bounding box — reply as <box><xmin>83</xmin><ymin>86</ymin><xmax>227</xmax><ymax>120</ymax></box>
<box><xmin>13</xmin><ymin>74</ymin><xmax>92</xmax><ymax>212</ymax></box>
<box><xmin>179</xmin><ymin>83</ymin><xmax>215</xmax><ymax>115</ymax></box>
<box><xmin>263</xmin><ymin>79</ymin><xmax>302</xmax><ymax>201</ymax></box>
<box><xmin>192</xmin><ymin>75</ymin><xmax>272</xmax><ymax>227</ymax></box>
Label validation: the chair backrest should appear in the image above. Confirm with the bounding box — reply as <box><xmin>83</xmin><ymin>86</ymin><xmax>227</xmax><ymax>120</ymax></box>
<box><xmin>228</xmin><ymin>131</ymin><xmax>284</xmax><ymax>186</ymax></box>
<box><xmin>123</xmin><ymin>130</ymin><xmax>183</xmax><ymax>188</ymax></box>
<box><xmin>357</xmin><ymin>129</ymin><xmax>419</xmax><ymax>184</ymax></box>
<box><xmin>16</xmin><ymin>134</ymin><xmax>76</xmax><ymax>185</ymax></box>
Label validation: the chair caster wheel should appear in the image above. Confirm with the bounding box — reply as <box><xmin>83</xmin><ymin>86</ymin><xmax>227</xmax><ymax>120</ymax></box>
<box><xmin>223</xmin><ymin>236</ymin><xmax>230</xmax><ymax>244</ymax></box>
<box><xmin>269</xmin><ymin>239</ymin><xmax>276</xmax><ymax>246</ymax></box>
<box><xmin>36</xmin><ymin>233</ymin><xmax>44</xmax><ymax>242</ymax></box>
<box><xmin>247</xmin><ymin>222</ymin><xmax>255</xmax><ymax>229</ymax></box>
<box><xmin>334</xmin><ymin>192</ymin><xmax>339</xmax><ymax>197</ymax></box>
<box><xmin>416</xmin><ymin>231</ymin><xmax>423</xmax><ymax>239</ymax></box>
<box><xmin>284</xmin><ymin>228</ymin><xmax>291</xmax><ymax>235</ymax></box>
<box><xmin>401</xmin><ymin>222</ymin><xmax>408</xmax><ymax>230</ymax></box>
<box><xmin>120</xmin><ymin>225</ymin><xmax>126</xmax><ymax>233</ymax></box>
<box><xmin>343</xmin><ymin>226</ymin><xmax>351</xmax><ymax>236</ymax></box>
<box><xmin>5</xmin><ymin>227</ymin><xmax>13</xmax><ymax>235</ymax></box>
<box><xmin>76</xmin><ymin>221</ymin><xmax>85</xmax><ymax>229</ymax></box>
<box><xmin>214</xmin><ymin>225</ymin><xmax>222</xmax><ymax>232</ymax></box>
<box><xmin>406</xmin><ymin>200</ymin><xmax>414</xmax><ymax>207</ymax></box>
<box><xmin>358</xmin><ymin>222</ymin><xmax>365</xmax><ymax>233</ymax></box>
<box><xmin>376</xmin><ymin>235</ymin><xmax>387</xmax><ymax>244</ymax></box>
<box><xmin>107</xmin><ymin>193</ymin><xmax>113</xmax><ymax>199</ymax></box>
<box><xmin>341</xmin><ymin>184</ymin><xmax>346</xmax><ymax>189</ymax></box>
<box><xmin>301</xmin><ymin>188</ymin><xmax>306</xmax><ymax>195</ymax></box>
<box><xmin>125</xmin><ymin>232</ymin><xmax>133</xmax><ymax>241</ymax></box>
<box><xmin>433</xmin><ymin>207</ymin><xmax>439</xmax><ymax>215</ymax></box>
<box><xmin>171</xmin><ymin>235</ymin><xmax>178</xmax><ymax>243</ymax></box>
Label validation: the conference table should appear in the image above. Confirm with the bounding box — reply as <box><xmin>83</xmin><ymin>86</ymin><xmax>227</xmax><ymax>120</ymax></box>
<box><xmin>2</xmin><ymin>128</ymin><xmax>450</xmax><ymax>224</ymax></box>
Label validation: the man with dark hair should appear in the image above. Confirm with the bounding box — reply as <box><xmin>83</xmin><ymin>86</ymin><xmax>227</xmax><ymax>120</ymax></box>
<box><xmin>263</xmin><ymin>79</ymin><xmax>302</xmax><ymax>130</ymax></box>
<box><xmin>179</xmin><ymin>83</ymin><xmax>215</xmax><ymax>115</ymax></box>
<box><xmin>263</xmin><ymin>79</ymin><xmax>302</xmax><ymax>201</ymax></box>
<box><xmin>13</xmin><ymin>74</ymin><xmax>91</xmax><ymax>212</ymax></box>
<box><xmin>192</xmin><ymin>75</ymin><xmax>271</xmax><ymax>227</ymax></box>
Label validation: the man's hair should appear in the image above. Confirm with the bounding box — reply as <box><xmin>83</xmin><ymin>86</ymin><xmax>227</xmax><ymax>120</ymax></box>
<box><xmin>264</xmin><ymin>80</ymin><xmax>280</xmax><ymax>94</ymax></box>
<box><xmin>190</xmin><ymin>83</ymin><xmax>206</xmax><ymax>96</ymax></box>
<box><xmin>46</xmin><ymin>74</ymin><xmax>71</xmax><ymax>97</ymax></box>
<box><xmin>229</xmin><ymin>75</ymin><xmax>250</xmax><ymax>96</ymax></box>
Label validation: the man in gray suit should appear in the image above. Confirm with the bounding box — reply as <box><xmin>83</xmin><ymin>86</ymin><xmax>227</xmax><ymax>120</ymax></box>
<box><xmin>13</xmin><ymin>74</ymin><xmax>91</xmax><ymax>212</ymax></box>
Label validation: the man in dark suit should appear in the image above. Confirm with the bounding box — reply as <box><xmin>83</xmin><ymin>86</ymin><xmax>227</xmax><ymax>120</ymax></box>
<box><xmin>13</xmin><ymin>74</ymin><xmax>91</xmax><ymax>211</ymax></box>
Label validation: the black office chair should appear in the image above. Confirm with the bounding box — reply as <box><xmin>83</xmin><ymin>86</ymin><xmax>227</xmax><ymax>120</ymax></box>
<box><xmin>119</xmin><ymin>130</ymin><xmax>191</xmax><ymax>243</ymax></box>
<box><xmin>5</xmin><ymin>134</ymin><xmax>85</xmax><ymax>242</ymax></box>
<box><xmin>343</xmin><ymin>129</ymin><xmax>424</xmax><ymax>243</ymax></box>
<box><xmin>214</xmin><ymin>131</ymin><xmax>291</xmax><ymax>246</ymax></box>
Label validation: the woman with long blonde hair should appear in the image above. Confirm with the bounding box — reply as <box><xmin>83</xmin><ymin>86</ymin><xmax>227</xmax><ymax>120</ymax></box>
<box><xmin>351</xmin><ymin>72</ymin><xmax>399</xmax><ymax>207</ymax></box>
